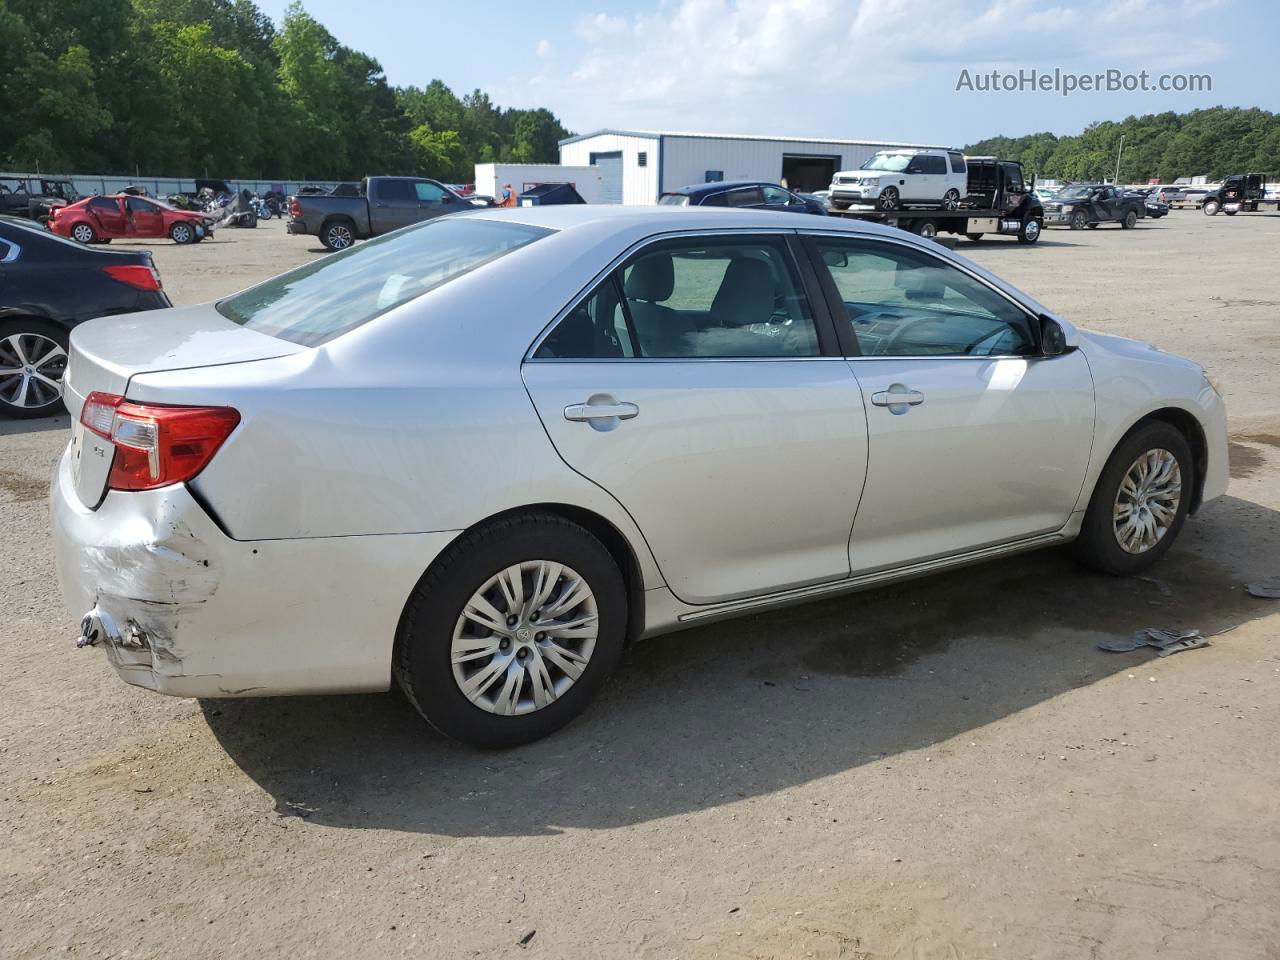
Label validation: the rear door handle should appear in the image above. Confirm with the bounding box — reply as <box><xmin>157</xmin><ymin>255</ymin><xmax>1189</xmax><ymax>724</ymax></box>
<box><xmin>564</xmin><ymin>401</ymin><xmax>639</xmax><ymax>422</ymax></box>
<box><xmin>870</xmin><ymin>385</ymin><xmax>925</xmax><ymax>410</ymax></box>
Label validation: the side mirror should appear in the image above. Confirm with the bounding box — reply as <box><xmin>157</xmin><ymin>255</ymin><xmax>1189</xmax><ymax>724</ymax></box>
<box><xmin>1040</xmin><ymin>314</ymin><xmax>1069</xmax><ymax>356</ymax></box>
<box><xmin>821</xmin><ymin>249</ymin><xmax>848</xmax><ymax>268</ymax></box>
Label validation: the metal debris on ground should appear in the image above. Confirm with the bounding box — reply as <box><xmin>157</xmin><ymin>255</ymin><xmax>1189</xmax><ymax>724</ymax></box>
<box><xmin>1097</xmin><ymin>628</ymin><xmax>1210</xmax><ymax>657</ymax></box>
<box><xmin>1245</xmin><ymin>578</ymin><xmax>1280</xmax><ymax>600</ymax></box>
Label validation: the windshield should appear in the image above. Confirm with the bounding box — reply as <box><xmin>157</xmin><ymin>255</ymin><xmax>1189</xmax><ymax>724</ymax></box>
<box><xmin>658</xmin><ymin>194</ymin><xmax>690</xmax><ymax>206</ymax></box>
<box><xmin>217</xmin><ymin>217</ymin><xmax>551</xmax><ymax>346</ymax></box>
<box><xmin>860</xmin><ymin>154</ymin><xmax>912</xmax><ymax>172</ymax></box>
<box><xmin>1053</xmin><ymin>186</ymin><xmax>1095</xmax><ymax>200</ymax></box>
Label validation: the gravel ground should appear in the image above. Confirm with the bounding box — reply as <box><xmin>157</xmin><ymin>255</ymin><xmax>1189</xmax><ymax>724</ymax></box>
<box><xmin>2</xmin><ymin>212</ymin><xmax>1279</xmax><ymax>960</ymax></box>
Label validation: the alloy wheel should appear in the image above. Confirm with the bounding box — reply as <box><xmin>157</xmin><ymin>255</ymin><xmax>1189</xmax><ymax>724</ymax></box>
<box><xmin>942</xmin><ymin>190</ymin><xmax>960</xmax><ymax>211</ymax></box>
<box><xmin>1113</xmin><ymin>449</ymin><xmax>1182</xmax><ymax>554</ymax></box>
<box><xmin>0</xmin><ymin>332</ymin><xmax>67</xmax><ymax>410</ymax></box>
<box><xmin>72</xmin><ymin>224</ymin><xmax>94</xmax><ymax>243</ymax></box>
<box><xmin>326</xmin><ymin>225</ymin><xmax>353</xmax><ymax>249</ymax></box>
<box><xmin>451</xmin><ymin>560</ymin><xmax>599</xmax><ymax>716</ymax></box>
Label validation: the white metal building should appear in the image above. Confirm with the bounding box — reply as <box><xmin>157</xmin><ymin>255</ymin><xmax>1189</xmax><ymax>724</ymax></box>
<box><xmin>473</xmin><ymin>163</ymin><xmax>608</xmax><ymax>204</ymax></box>
<box><xmin>558</xmin><ymin>129</ymin><xmax>953</xmax><ymax>204</ymax></box>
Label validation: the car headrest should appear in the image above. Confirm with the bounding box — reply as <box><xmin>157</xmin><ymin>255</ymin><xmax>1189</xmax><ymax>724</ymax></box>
<box><xmin>710</xmin><ymin>258</ymin><xmax>775</xmax><ymax>327</ymax></box>
<box><xmin>625</xmin><ymin>253</ymin><xmax>675</xmax><ymax>302</ymax></box>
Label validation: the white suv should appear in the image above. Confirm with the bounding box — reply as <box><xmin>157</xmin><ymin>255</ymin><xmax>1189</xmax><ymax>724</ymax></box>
<box><xmin>830</xmin><ymin>149</ymin><xmax>969</xmax><ymax>211</ymax></box>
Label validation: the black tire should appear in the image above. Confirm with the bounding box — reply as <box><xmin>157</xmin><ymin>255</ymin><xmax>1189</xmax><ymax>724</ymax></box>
<box><xmin>0</xmin><ymin>318</ymin><xmax>69</xmax><ymax>419</ymax></box>
<box><xmin>70</xmin><ymin>221</ymin><xmax>96</xmax><ymax>244</ymax></box>
<box><xmin>169</xmin><ymin>221</ymin><xmax>195</xmax><ymax>244</ymax></box>
<box><xmin>913</xmin><ymin>218</ymin><xmax>938</xmax><ymax>238</ymax></box>
<box><xmin>941</xmin><ymin>188</ymin><xmax>961</xmax><ymax>211</ymax></box>
<box><xmin>394</xmin><ymin>513</ymin><xmax>627</xmax><ymax>747</ymax></box>
<box><xmin>1223</xmin><ymin>208</ymin><xmax>1237</xmax><ymax>217</ymax></box>
<box><xmin>1017</xmin><ymin>217</ymin><xmax>1042</xmax><ymax>244</ymax></box>
<box><xmin>1073</xmin><ymin>421</ymin><xmax>1194</xmax><ymax>575</ymax></box>
<box><xmin>1121</xmin><ymin>210</ymin><xmax>1138</xmax><ymax>229</ymax></box>
<box><xmin>243</xmin><ymin>211</ymin><xmax>258</xmax><ymax>229</ymax></box>
<box><xmin>965</xmin><ymin>232</ymin><xmax>984</xmax><ymax>241</ymax></box>
<box><xmin>1202</xmin><ymin>199</ymin><xmax>1220</xmax><ymax>216</ymax></box>
<box><xmin>1069</xmin><ymin>210</ymin><xmax>1088</xmax><ymax>230</ymax></box>
<box><xmin>877</xmin><ymin>187</ymin><xmax>900</xmax><ymax>211</ymax></box>
<box><xmin>320</xmin><ymin>219</ymin><xmax>355</xmax><ymax>251</ymax></box>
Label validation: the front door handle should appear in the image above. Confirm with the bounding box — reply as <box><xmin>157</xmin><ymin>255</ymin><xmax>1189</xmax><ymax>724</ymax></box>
<box><xmin>564</xmin><ymin>400</ymin><xmax>639</xmax><ymax>422</ymax></box>
<box><xmin>870</xmin><ymin>384</ymin><xmax>925</xmax><ymax>413</ymax></box>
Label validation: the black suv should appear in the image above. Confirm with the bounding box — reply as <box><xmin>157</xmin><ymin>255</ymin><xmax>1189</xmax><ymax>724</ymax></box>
<box><xmin>658</xmin><ymin>181</ymin><xmax>827</xmax><ymax>215</ymax></box>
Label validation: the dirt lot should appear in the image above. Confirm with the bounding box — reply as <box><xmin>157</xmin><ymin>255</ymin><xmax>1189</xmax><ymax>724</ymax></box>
<box><xmin>3</xmin><ymin>212</ymin><xmax>1279</xmax><ymax>960</ymax></box>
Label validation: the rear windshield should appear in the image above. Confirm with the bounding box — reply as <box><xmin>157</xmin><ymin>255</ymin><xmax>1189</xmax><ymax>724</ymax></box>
<box><xmin>216</xmin><ymin>217</ymin><xmax>551</xmax><ymax>346</ymax></box>
<box><xmin>658</xmin><ymin>193</ymin><xmax>690</xmax><ymax>206</ymax></box>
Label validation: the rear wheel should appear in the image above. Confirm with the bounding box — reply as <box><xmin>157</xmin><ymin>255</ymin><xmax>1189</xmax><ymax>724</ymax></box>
<box><xmin>1074</xmin><ymin>421</ymin><xmax>1192</xmax><ymax>575</ymax></box>
<box><xmin>965</xmin><ymin>232</ymin><xmax>984</xmax><ymax>241</ymax></box>
<box><xmin>321</xmin><ymin>220</ymin><xmax>355</xmax><ymax>251</ymax></box>
<box><xmin>169</xmin><ymin>222</ymin><xmax>195</xmax><ymax>244</ymax></box>
<box><xmin>1121</xmin><ymin>210</ymin><xmax>1138</xmax><ymax>229</ymax></box>
<box><xmin>395</xmin><ymin>514</ymin><xmax>627</xmax><ymax>747</ymax></box>
<box><xmin>941</xmin><ymin>188</ymin><xmax>961</xmax><ymax>211</ymax></box>
<box><xmin>70</xmin><ymin>222</ymin><xmax>96</xmax><ymax>244</ymax></box>
<box><xmin>0</xmin><ymin>319</ymin><xmax>69</xmax><ymax>419</ymax></box>
<box><xmin>913</xmin><ymin>218</ymin><xmax>938</xmax><ymax>239</ymax></box>
<box><xmin>1223</xmin><ymin>208</ymin><xmax>1237</xmax><ymax>217</ymax></box>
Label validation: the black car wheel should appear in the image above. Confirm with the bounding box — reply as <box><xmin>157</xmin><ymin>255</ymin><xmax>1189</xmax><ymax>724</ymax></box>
<box><xmin>1069</xmin><ymin>210</ymin><xmax>1088</xmax><ymax>230</ymax></box>
<box><xmin>395</xmin><ymin>513</ymin><xmax>627</xmax><ymax>747</ymax></box>
<box><xmin>1121</xmin><ymin>210</ymin><xmax>1138</xmax><ymax>229</ymax></box>
<box><xmin>0</xmin><ymin>319</ymin><xmax>69</xmax><ymax>419</ymax></box>
<box><xmin>912</xmin><ymin>218</ymin><xmax>938</xmax><ymax>239</ymax></box>
<box><xmin>1202</xmin><ymin>199</ymin><xmax>1220</xmax><ymax>216</ymax></box>
<box><xmin>1016</xmin><ymin>217</ymin><xmax>1042</xmax><ymax>244</ymax></box>
<box><xmin>965</xmin><ymin>232</ymin><xmax>984</xmax><ymax>241</ymax></box>
<box><xmin>321</xmin><ymin>221</ymin><xmax>355</xmax><ymax>251</ymax></box>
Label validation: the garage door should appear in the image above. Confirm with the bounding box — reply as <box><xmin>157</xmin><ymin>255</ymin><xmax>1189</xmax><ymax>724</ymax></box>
<box><xmin>592</xmin><ymin>152</ymin><xmax>623</xmax><ymax>204</ymax></box>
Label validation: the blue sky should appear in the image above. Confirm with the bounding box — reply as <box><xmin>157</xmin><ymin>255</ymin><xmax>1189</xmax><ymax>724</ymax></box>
<box><xmin>256</xmin><ymin>0</ymin><xmax>1276</xmax><ymax>145</ymax></box>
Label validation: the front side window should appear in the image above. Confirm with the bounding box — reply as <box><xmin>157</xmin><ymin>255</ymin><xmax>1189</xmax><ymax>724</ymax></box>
<box><xmin>89</xmin><ymin>197</ymin><xmax>118</xmax><ymax>212</ymax></box>
<box><xmin>535</xmin><ymin>235</ymin><xmax>819</xmax><ymax>359</ymax></box>
<box><xmin>1000</xmin><ymin>163</ymin><xmax>1024</xmax><ymax>191</ymax></box>
<box><xmin>414</xmin><ymin>181</ymin><xmax>445</xmax><ymax>202</ymax></box>
<box><xmin>218</xmin><ymin>218</ymin><xmax>551</xmax><ymax>346</ymax></box>
<box><xmin>812</xmin><ymin>237</ymin><xmax>1036</xmax><ymax>358</ymax></box>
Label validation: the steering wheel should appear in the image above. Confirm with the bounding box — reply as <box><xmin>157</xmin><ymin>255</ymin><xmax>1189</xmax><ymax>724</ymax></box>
<box><xmin>881</xmin><ymin>315</ymin><xmax>947</xmax><ymax>354</ymax></box>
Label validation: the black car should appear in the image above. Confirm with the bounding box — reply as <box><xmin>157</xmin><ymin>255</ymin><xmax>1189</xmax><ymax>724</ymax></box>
<box><xmin>0</xmin><ymin>216</ymin><xmax>171</xmax><ymax>418</ymax></box>
<box><xmin>658</xmin><ymin>181</ymin><xmax>828</xmax><ymax>215</ymax></box>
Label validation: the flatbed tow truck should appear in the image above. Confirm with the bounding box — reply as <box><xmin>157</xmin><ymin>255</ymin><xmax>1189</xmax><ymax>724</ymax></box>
<box><xmin>827</xmin><ymin>157</ymin><xmax>1044</xmax><ymax>245</ymax></box>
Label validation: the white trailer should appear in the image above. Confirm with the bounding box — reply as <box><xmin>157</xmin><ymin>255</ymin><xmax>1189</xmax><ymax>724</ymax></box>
<box><xmin>473</xmin><ymin>163</ymin><xmax>608</xmax><ymax>205</ymax></box>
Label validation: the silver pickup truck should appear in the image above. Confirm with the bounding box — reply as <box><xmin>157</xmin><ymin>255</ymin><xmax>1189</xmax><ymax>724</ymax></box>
<box><xmin>287</xmin><ymin>176</ymin><xmax>477</xmax><ymax>250</ymax></box>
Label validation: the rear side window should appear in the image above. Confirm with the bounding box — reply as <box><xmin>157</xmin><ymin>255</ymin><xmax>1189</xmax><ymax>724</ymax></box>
<box><xmin>699</xmin><ymin>191</ymin><xmax>728</xmax><ymax>207</ymax></box>
<box><xmin>919</xmin><ymin>155</ymin><xmax>947</xmax><ymax>175</ymax></box>
<box><xmin>376</xmin><ymin>180</ymin><xmax>415</xmax><ymax>202</ymax></box>
<box><xmin>948</xmin><ymin>152</ymin><xmax>966</xmax><ymax>173</ymax></box>
<box><xmin>217</xmin><ymin>218</ymin><xmax>551</xmax><ymax>346</ymax></box>
<box><xmin>724</xmin><ymin>187</ymin><xmax>762</xmax><ymax>207</ymax></box>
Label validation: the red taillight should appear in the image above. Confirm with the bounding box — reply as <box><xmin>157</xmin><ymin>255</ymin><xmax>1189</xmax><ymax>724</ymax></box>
<box><xmin>80</xmin><ymin>392</ymin><xmax>239</xmax><ymax>491</ymax></box>
<box><xmin>288</xmin><ymin>197</ymin><xmax>301</xmax><ymax>218</ymax></box>
<box><xmin>102</xmin><ymin>264</ymin><xmax>162</xmax><ymax>292</ymax></box>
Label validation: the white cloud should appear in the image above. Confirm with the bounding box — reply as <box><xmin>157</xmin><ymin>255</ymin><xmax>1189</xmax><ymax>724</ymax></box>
<box><xmin>536</xmin><ymin>38</ymin><xmax>553</xmax><ymax>58</ymax></box>
<box><xmin>511</xmin><ymin>0</ymin><xmax>1229</xmax><ymax>137</ymax></box>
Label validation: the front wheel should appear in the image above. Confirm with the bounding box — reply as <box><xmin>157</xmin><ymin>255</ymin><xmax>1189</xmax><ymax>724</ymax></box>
<box><xmin>1074</xmin><ymin>421</ymin><xmax>1193</xmax><ymax>575</ymax></box>
<box><xmin>965</xmin><ymin>232</ymin><xmax>984</xmax><ymax>242</ymax></box>
<box><xmin>169</xmin><ymin>222</ymin><xmax>195</xmax><ymax>244</ymax></box>
<box><xmin>1069</xmin><ymin>210</ymin><xmax>1088</xmax><ymax>230</ymax></box>
<box><xmin>0</xmin><ymin>319</ymin><xmax>69</xmax><ymax>419</ymax></box>
<box><xmin>1203</xmin><ymin>199</ymin><xmax>1220</xmax><ymax>216</ymax></box>
<box><xmin>877</xmin><ymin>187</ymin><xmax>900</xmax><ymax>211</ymax></box>
<box><xmin>1017</xmin><ymin>217</ymin><xmax>1042</xmax><ymax>244</ymax></box>
<box><xmin>395</xmin><ymin>514</ymin><xmax>627</xmax><ymax>747</ymax></box>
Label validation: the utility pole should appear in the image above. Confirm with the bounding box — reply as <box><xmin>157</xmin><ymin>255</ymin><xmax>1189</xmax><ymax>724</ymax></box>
<box><xmin>1114</xmin><ymin>135</ymin><xmax>1125</xmax><ymax>184</ymax></box>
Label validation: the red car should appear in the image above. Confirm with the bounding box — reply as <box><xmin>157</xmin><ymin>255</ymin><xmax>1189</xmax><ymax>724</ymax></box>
<box><xmin>48</xmin><ymin>194</ymin><xmax>213</xmax><ymax>245</ymax></box>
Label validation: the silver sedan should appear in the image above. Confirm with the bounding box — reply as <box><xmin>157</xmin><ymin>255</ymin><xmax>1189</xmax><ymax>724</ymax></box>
<box><xmin>51</xmin><ymin>206</ymin><xmax>1227</xmax><ymax>746</ymax></box>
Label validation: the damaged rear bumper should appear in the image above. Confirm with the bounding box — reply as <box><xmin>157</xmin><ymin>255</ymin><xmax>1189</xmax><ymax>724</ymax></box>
<box><xmin>50</xmin><ymin>445</ymin><xmax>459</xmax><ymax>698</ymax></box>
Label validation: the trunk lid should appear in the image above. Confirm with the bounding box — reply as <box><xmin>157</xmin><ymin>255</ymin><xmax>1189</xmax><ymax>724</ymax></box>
<box><xmin>65</xmin><ymin>304</ymin><xmax>304</xmax><ymax>507</ymax></box>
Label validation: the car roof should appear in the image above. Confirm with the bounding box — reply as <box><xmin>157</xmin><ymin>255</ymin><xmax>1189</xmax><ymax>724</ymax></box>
<box><xmin>462</xmin><ymin>203</ymin><xmax>897</xmax><ymax>235</ymax></box>
<box><xmin>665</xmin><ymin>180</ymin><xmax>776</xmax><ymax>195</ymax></box>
